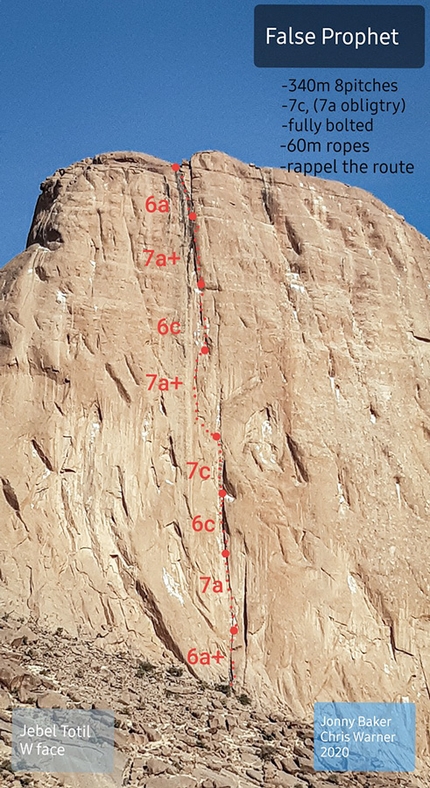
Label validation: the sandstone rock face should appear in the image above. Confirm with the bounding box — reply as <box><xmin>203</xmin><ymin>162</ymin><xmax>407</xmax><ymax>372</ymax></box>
<box><xmin>0</xmin><ymin>151</ymin><xmax>429</xmax><ymax>752</ymax></box>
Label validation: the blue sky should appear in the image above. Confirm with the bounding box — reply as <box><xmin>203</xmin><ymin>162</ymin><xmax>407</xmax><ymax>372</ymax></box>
<box><xmin>1</xmin><ymin>0</ymin><xmax>429</xmax><ymax>266</ymax></box>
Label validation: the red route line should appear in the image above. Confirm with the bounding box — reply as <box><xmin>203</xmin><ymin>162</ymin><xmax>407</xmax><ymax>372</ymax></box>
<box><xmin>172</xmin><ymin>162</ymin><xmax>238</xmax><ymax>686</ymax></box>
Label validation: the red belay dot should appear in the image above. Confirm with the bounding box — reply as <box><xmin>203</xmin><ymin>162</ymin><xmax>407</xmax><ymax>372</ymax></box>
<box><xmin>230</xmin><ymin>625</ymin><xmax>238</xmax><ymax>636</ymax></box>
<box><xmin>172</xmin><ymin>163</ymin><xmax>180</xmax><ymax>172</ymax></box>
<box><xmin>189</xmin><ymin>211</ymin><xmax>197</xmax><ymax>221</ymax></box>
<box><xmin>212</xmin><ymin>432</ymin><xmax>221</xmax><ymax>441</ymax></box>
<box><xmin>201</xmin><ymin>345</ymin><xmax>209</xmax><ymax>355</ymax></box>
<box><xmin>222</xmin><ymin>549</ymin><xmax>230</xmax><ymax>558</ymax></box>
<box><xmin>219</xmin><ymin>489</ymin><xmax>227</xmax><ymax>498</ymax></box>
<box><xmin>197</xmin><ymin>278</ymin><xmax>205</xmax><ymax>290</ymax></box>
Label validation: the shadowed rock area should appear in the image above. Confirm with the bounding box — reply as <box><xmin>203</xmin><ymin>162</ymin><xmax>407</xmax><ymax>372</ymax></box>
<box><xmin>0</xmin><ymin>151</ymin><xmax>429</xmax><ymax>784</ymax></box>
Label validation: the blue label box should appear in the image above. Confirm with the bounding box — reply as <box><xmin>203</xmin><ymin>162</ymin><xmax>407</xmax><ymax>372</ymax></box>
<box><xmin>314</xmin><ymin>702</ymin><xmax>415</xmax><ymax>772</ymax></box>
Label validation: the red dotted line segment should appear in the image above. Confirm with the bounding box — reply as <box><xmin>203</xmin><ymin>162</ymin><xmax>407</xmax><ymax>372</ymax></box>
<box><xmin>172</xmin><ymin>164</ymin><xmax>209</xmax><ymax>353</ymax></box>
<box><xmin>172</xmin><ymin>162</ymin><xmax>237</xmax><ymax>685</ymax></box>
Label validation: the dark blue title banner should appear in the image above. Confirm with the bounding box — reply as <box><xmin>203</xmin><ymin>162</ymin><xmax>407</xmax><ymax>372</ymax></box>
<box><xmin>254</xmin><ymin>5</ymin><xmax>425</xmax><ymax>67</ymax></box>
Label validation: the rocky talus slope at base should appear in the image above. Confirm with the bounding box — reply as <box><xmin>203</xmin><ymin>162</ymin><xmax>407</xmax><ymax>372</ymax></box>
<box><xmin>0</xmin><ymin>621</ymin><xmax>428</xmax><ymax>788</ymax></box>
